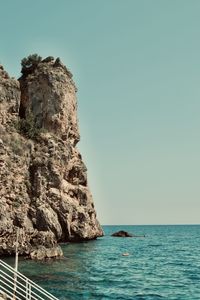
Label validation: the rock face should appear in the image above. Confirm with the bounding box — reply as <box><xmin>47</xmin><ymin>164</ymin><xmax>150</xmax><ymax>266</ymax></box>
<box><xmin>0</xmin><ymin>56</ymin><xmax>103</xmax><ymax>258</ymax></box>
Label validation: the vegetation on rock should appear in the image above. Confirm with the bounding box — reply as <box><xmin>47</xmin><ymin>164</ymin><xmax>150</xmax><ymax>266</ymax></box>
<box><xmin>16</xmin><ymin>113</ymin><xmax>40</xmax><ymax>139</ymax></box>
<box><xmin>21</xmin><ymin>54</ymin><xmax>42</xmax><ymax>75</ymax></box>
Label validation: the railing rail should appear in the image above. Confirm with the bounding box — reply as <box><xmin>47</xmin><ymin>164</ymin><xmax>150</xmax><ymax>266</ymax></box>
<box><xmin>0</xmin><ymin>259</ymin><xmax>59</xmax><ymax>300</ymax></box>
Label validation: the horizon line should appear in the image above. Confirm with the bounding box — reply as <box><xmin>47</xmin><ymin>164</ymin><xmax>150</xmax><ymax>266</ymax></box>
<box><xmin>102</xmin><ymin>223</ymin><xmax>200</xmax><ymax>226</ymax></box>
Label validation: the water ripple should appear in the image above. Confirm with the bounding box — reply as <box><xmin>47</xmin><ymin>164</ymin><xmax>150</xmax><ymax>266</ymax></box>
<box><xmin>4</xmin><ymin>225</ymin><xmax>200</xmax><ymax>300</ymax></box>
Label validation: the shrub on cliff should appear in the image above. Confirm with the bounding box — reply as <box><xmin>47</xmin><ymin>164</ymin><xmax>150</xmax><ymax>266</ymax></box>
<box><xmin>16</xmin><ymin>114</ymin><xmax>48</xmax><ymax>139</ymax></box>
<box><xmin>21</xmin><ymin>54</ymin><xmax>42</xmax><ymax>75</ymax></box>
<box><xmin>16</xmin><ymin>114</ymin><xmax>40</xmax><ymax>139</ymax></box>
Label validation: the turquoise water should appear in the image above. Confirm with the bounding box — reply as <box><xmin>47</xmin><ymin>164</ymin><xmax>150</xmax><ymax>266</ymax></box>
<box><xmin>4</xmin><ymin>225</ymin><xmax>200</xmax><ymax>299</ymax></box>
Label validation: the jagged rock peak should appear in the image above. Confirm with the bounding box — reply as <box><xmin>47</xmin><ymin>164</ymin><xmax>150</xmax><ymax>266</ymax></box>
<box><xmin>19</xmin><ymin>55</ymin><xmax>79</xmax><ymax>144</ymax></box>
<box><xmin>0</xmin><ymin>55</ymin><xmax>103</xmax><ymax>259</ymax></box>
<box><xmin>21</xmin><ymin>54</ymin><xmax>74</xmax><ymax>81</ymax></box>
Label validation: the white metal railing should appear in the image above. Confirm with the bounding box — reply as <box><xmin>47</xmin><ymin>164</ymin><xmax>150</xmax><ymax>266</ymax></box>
<box><xmin>0</xmin><ymin>259</ymin><xmax>59</xmax><ymax>300</ymax></box>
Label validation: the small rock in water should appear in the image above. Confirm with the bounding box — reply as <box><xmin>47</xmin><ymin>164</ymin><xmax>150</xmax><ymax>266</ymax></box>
<box><xmin>111</xmin><ymin>230</ymin><xmax>133</xmax><ymax>237</ymax></box>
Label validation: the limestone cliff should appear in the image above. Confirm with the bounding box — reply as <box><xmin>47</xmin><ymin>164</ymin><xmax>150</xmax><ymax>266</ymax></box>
<box><xmin>0</xmin><ymin>56</ymin><xmax>103</xmax><ymax>259</ymax></box>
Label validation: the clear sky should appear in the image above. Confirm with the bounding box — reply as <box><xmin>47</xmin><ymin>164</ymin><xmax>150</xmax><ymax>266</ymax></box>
<box><xmin>1</xmin><ymin>0</ymin><xmax>200</xmax><ymax>225</ymax></box>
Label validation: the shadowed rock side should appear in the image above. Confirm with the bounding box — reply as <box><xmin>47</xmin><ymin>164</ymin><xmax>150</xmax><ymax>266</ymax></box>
<box><xmin>0</xmin><ymin>58</ymin><xmax>103</xmax><ymax>259</ymax></box>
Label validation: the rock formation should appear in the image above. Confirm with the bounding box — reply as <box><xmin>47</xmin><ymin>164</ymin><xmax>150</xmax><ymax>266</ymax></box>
<box><xmin>111</xmin><ymin>231</ymin><xmax>133</xmax><ymax>237</ymax></box>
<box><xmin>111</xmin><ymin>231</ymin><xmax>145</xmax><ymax>238</ymax></box>
<box><xmin>0</xmin><ymin>56</ymin><xmax>103</xmax><ymax>259</ymax></box>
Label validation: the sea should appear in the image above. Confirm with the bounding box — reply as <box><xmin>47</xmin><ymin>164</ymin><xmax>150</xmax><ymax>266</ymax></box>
<box><xmin>3</xmin><ymin>225</ymin><xmax>200</xmax><ymax>300</ymax></box>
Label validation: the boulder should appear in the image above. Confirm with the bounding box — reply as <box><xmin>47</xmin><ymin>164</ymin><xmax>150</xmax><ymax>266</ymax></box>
<box><xmin>30</xmin><ymin>245</ymin><xmax>63</xmax><ymax>260</ymax></box>
<box><xmin>111</xmin><ymin>230</ymin><xmax>133</xmax><ymax>237</ymax></box>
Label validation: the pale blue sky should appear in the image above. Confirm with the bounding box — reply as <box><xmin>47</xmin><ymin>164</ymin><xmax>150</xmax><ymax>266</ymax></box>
<box><xmin>1</xmin><ymin>0</ymin><xmax>200</xmax><ymax>224</ymax></box>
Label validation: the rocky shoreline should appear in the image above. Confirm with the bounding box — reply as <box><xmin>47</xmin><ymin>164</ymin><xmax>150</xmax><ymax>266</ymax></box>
<box><xmin>0</xmin><ymin>55</ymin><xmax>103</xmax><ymax>259</ymax></box>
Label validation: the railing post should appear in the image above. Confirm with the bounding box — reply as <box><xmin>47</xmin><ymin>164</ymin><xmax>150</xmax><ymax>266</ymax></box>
<box><xmin>13</xmin><ymin>228</ymin><xmax>19</xmax><ymax>300</ymax></box>
<box><xmin>29</xmin><ymin>282</ymin><xmax>32</xmax><ymax>300</ymax></box>
<box><xmin>13</xmin><ymin>271</ymin><xmax>17</xmax><ymax>300</ymax></box>
<box><xmin>26</xmin><ymin>278</ymin><xmax>28</xmax><ymax>299</ymax></box>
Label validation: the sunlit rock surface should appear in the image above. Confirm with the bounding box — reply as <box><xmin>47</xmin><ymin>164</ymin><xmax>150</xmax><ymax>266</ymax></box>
<box><xmin>0</xmin><ymin>57</ymin><xmax>103</xmax><ymax>259</ymax></box>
